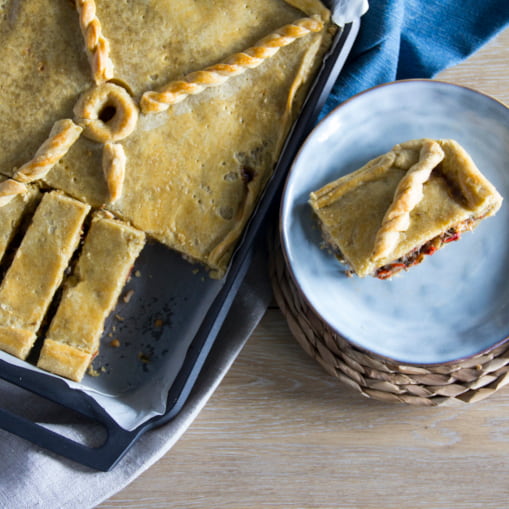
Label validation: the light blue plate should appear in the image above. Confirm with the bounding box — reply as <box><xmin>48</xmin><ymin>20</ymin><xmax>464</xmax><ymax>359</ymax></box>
<box><xmin>281</xmin><ymin>80</ymin><xmax>509</xmax><ymax>364</ymax></box>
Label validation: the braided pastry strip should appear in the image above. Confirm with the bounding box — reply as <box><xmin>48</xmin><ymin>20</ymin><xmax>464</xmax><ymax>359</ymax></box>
<box><xmin>14</xmin><ymin>119</ymin><xmax>83</xmax><ymax>184</ymax></box>
<box><xmin>0</xmin><ymin>180</ymin><xmax>28</xmax><ymax>208</ymax></box>
<box><xmin>75</xmin><ymin>0</ymin><xmax>114</xmax><ymax>83</ymax></box>
<box><xmin>102</xmin><ymin>142</ymin><xmax>126</xmax><ymax>203</ymax></box>
<box><xmin>371</xmin><ymin>140</ymin><xmax>445</xmax><ymax>262</ymax></box>
<box><xmin>0</xmin><ymin>119</ymin><xmax>82</xmax><ymax>207</ymax></box>
<box><xmin>141</xmin><ymin>16</ymin><xmax>324</xmax><ymax>114</ymax></box>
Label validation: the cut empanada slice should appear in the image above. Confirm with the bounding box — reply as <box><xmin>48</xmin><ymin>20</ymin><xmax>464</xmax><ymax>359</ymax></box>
<box><xmin>37</xmin><ymin>213</ymin><xmax>145</xmax><ymax>382</ymax></box>
<box><xmin>309</xmin><ymin>139</ymin><xmax>503</xmax><ymax>279</ymax></box>
<box><xmin>0</xmin><ymin>191</ymin><xmax>90</xmax><ymax>358</ymax></box>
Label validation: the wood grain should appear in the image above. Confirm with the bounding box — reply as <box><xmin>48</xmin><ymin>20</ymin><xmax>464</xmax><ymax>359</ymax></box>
<box><xmin>98</xmin><ymin>26</ymin><xmax>509</xmax><ymax>509</ymax></box>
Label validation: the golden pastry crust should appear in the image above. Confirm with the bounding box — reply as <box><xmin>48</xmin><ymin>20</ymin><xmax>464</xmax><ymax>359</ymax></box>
<box><xmin>309</xmin><ymin>138</ymin><xmax>503</xmax><ymax>279</ymax></box>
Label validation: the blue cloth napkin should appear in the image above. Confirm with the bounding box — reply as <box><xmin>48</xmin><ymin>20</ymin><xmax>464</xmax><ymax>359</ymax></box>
<box><xmin>323</xmin><ymin>0</ymin><xmax>509</xmax><ymax>115</ymax></box>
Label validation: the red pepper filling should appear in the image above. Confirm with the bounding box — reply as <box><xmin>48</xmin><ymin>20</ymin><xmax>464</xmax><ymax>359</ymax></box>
<box><xmin>375</xmin><ymin>219</ymin><xmax>476</xmax><ymax>280</ymax></box>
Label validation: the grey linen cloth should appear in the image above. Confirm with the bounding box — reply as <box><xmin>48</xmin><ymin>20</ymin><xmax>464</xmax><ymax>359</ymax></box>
<box><xmin>0</xmin><ymin>249</ymin><xmax>272</xmax><ymax>509</ymax></box>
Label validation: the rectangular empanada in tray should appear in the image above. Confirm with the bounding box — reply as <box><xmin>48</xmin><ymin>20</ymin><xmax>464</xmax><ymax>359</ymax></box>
<box><xmin>0</xmin><ymin>0</ymin><xmax>362</xmax><ymax>470</ymax></box>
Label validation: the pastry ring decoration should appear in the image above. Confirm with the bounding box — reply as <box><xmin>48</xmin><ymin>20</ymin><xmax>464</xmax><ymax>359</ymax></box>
<box><xmin>73</xmin><ymin>82</ymin><xmax>139</xmax><ymax>143</ymax></box>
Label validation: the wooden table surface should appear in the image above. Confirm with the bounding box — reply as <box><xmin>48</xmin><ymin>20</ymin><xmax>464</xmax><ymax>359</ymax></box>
<box><xmin>99</xmin><ymin>27</ymin><xmax>509</xmax><ymax>509</ymax></box>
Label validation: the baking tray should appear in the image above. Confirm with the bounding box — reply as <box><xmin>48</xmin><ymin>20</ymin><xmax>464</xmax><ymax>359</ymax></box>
<box><xmin>0</xmin><ymin>15</ymin><xmax>360</xmax><ymax>471</ymax></box>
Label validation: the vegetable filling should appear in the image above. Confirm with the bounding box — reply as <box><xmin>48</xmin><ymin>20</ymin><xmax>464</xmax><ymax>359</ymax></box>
<box><xmin>375</xmin><ymin>217</ymin><xmax>477</xmax><ymax>279</ymax></box>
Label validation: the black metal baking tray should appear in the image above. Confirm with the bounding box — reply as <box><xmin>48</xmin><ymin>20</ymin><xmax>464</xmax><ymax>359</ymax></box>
<box><xmin>0</xmin><ymin>16</ymin><xmax>360</xmax><ymax>471</ymax></box>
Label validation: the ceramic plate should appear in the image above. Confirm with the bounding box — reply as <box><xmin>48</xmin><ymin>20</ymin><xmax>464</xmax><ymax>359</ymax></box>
<box><xmin>281</xmin><ymin>80</ymin><xmax>509</xmax><ymax>364</ymax></box>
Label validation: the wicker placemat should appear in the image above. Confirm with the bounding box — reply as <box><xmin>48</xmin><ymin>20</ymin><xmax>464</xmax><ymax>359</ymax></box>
<box><xmin>270</xmin><ymin>239</ymin><xmax>509</xmax><ymax>406</ymax></box>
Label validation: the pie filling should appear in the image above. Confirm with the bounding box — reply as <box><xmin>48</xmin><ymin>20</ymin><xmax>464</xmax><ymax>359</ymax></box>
<box><xmin>374</xmin><ymin>217</ymin><xmax>477</xmax><ymax>280</ymax></box>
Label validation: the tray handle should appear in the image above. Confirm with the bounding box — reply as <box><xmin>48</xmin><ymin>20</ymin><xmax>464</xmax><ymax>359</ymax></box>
<box><xmin>0</xmin><ymin>405</ymin><xmax>142</xmax><ymax>471</ymax></box>
<box><xmin>0</xmin><ymin>359</ymin><xmax>144</xmax><ymax>471</ymax></box>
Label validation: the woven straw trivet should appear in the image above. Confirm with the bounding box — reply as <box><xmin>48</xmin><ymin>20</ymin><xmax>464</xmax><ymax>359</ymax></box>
<box><xmin>270</xmin><ymin>238</ymin><xmax>509</xmax><ymax>406</ymax></box>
